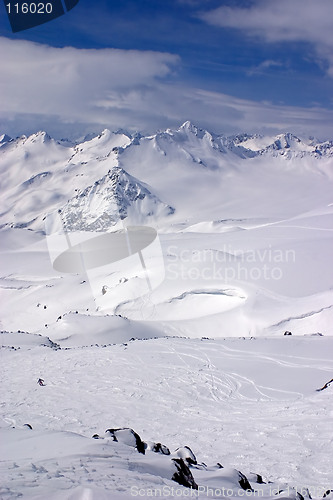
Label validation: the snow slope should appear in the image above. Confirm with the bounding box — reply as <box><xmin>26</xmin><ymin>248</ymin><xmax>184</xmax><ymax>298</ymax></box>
<box><xmin>1</xmin><ymin>335</ymin><xmax>333</xmax><ymax>498</ymax></box>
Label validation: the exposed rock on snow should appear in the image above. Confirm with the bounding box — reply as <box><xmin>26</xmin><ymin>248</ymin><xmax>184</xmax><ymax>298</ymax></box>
<box><xmin>101</xmin><ymin>427</ymin><xmax>257</xmax><ymax>492</ymax></box>
<box><xmin>238</xmin><ymin>470</ymin><xmax>254</xmax><ymax>491</ymax></box>
<box><xmin>102</xmin><ymin>428</ymin><xmax>198</xmax><ymax>489</ymax></box>
<box><xmin>316</xmin><ymin>378</ymin><xmax>333</xmax><ymax>392</ymax></box>
<box><xmin>146</xmin><ymin>441</ymin><xmax>171</xmax><ymax>455</ymax></box>
<box><xmin>172</xmin><ymin>457</ymin><xmax>198</xmax><ymax>489</ymax></box>
<box><xmin>174</xmin><ymin>445</ymin><xmax>197</xmax><ymax>465</ymax></box>
<box><xmin>247</xmin><ymin>472</ymin><xmax>266</xmax><ymax>484</ymax></box>
<box><xmin>105</xmin><ymin>427</ymin><xmax>146</xmax><ymax>454</ymax></box>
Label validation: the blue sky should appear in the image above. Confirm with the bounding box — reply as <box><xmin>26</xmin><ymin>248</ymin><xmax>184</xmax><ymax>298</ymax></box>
<box><xmin>1</xmin><ymin>0</ymin><xmax>333</xmax><ymax>139</ymax></box>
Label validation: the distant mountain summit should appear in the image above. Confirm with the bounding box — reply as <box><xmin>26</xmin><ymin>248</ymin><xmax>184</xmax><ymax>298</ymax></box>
<box><xmin>172</xmin><ymin>123</ymin><xmax>333</xmax><ymax>159</ymax></box>
<box><xmin>230</xmin><ymin>131</ymin><xmax>333</xmax><ymax>158</ymax></box>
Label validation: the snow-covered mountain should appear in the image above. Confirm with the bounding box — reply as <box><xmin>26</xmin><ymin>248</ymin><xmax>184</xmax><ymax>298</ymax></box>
<box><xmin>56</xmin><ymin>167</ymin><xmax>175</xmax><ymax>232</ymax></box>
<box><xmin>1</xmin><ymin>122</ymin><xmax>332</xmax><ymax>231</ymax></box>
<box><xmin>1</xmin><ymin>121</ymin><xmax>333</xmax><ymax>337</ymax></box>
<box><xmin>0</xmin><ymin>129</ymin><xmax>174</xmax><ymax>230</ymax></box>
<box><xmin>1</xmin><ymin>122</ymin><xmax>333</xmax><ymax>498</ymax></box>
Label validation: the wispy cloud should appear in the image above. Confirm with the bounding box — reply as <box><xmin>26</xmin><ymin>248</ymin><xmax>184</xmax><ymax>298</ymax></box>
<box><xmin>200</xmin><ymin>0</ymin><xmax>333</xmax><ymax>77</ymax></box>
<box><xmin>0</xmin><ymin>37</ymin><xmax>332</xmax><ymax>140</ymax></box>
<box><xmin>247</xmin><ymin>59</ymin><xmax>284</xmax><ymax>76</ymax></box>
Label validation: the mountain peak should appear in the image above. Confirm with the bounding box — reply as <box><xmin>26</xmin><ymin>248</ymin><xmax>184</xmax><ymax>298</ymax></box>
<box><xmin>58</xmin><ymin>166</ymin><xmax>175</xmax><ymax>232</ymax></box>
<box><xmin>179</xmin><ymin>121</ymin><xmax>200</xmax><ymax>133</ymax></box>
<box><xmin>0</xmin><ymin>133</ymin><xmax>11</xmax><ymax>144</ymax></box>
<box><xmin>178</xmin><ymin>121</ymin><xmax>211</xmax><ymax>140</ymax></box>
<box><xmin>101</xmin><ymin>128</ymin><xmax>112</xmax><ymax>136</ymax></box>
<box><xmin>26</xmin><ymin>130</ymin><xmax>52</xmax><ymax>144</ymax></box>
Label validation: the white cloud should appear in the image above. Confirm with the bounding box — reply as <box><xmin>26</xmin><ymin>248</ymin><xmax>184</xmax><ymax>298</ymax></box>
<box><xmin>175</xmin><ymin>87</ymin><xmax>333</xmax><ymax>139</ymax></box>
<box><xmin>0</xmin><ymin>36</ymin><xmax>179</xmax><ymax>124</ymax></box>
<box><xmin>200</xmin><ymin>0</ymin><xmax>333</xmax><ymax>77</ymax></box>
<box><xmin>0</xmin><ymin>37</ymin><xmax>332</xmax><ymax>140</ymax></box>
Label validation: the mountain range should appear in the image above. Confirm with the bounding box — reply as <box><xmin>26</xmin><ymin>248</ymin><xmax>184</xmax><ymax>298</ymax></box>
<box><xmin>1</xmin><ymin>122</ymin><xmax>332</xmax><ymax>231</ymax></box>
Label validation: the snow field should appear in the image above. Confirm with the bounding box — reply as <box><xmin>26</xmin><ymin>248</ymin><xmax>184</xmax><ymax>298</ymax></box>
<box><xmin>1</xmin><ymin>336</ymin><xmax>332</xmax><ymax>498</ymax></box>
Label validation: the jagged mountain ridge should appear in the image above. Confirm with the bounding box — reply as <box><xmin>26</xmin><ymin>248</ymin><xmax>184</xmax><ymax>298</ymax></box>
<box><xmin>2</xmin><ymin>122</ymin><xmax>332</xmax><ymax>158</ymax></box>
<box><xmin>153</xmin><ymin>122</ymin><xmax>333</xmax><ymax>159</ymax></box>
<box><xmin>0</xmin><ymin>122</ymin><xmax>332</xmax><ymax>231</ymax></box>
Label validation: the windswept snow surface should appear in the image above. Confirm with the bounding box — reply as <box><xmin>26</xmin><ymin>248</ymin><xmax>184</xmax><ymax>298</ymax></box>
<box><xmin>1</xmin><ymin>123</ymin><xmax>333</xmax><ymax>498</ymax></box>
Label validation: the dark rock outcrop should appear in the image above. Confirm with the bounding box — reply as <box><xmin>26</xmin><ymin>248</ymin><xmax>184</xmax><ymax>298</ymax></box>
<box><xmin>174</xmin><ymin>445</ymin><xmax>197</xmax><ymax>465</ymax></box>
<box><xmin>247</xmin><ymin>472</ymin><xmax>265</xmax><ymax>484</ymax></box>
<box><xmin>105</xmin><ymin>427</ymin><xmax>145</xmax><ymax>454</ymax></box>
<box><xmin>151</xmin><ymin>442</ymin><xmax>171</xmax><ymax>455</ymax></box>
<box><xmin>316</xmin><ymin>379</ymin><xmax>333</xmax><ymax>392</ymax></box>
<box><xmin>172</xmin><ymin>458</ymin><xmax>198</xmax><ymax>489</ymax></box>
<box><xmin>238</xmin><ymin>470</ymin><xmax>253</xmax><ymax>491</ymax></box>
